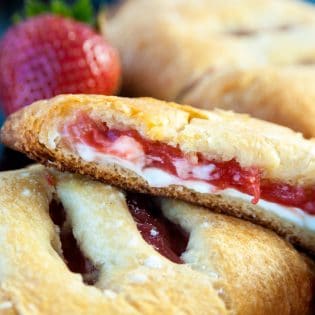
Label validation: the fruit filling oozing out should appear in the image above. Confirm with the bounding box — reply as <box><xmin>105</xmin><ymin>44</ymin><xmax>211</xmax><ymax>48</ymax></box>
<box><xmin>49</xmin><ymin>200</ymin><xmax>99</xmax><ymax>285</ymax></box>
<box><xmin>49</xmin><ymin>195</ymin><xmax>188</xmax><ymax>274</ymax></box>
<box><xmin>126</xmin><ymin>193</ymin><xmax>188</xmax><ymax>264</ymax></box>
<box><xmin>62</xmin><ymin>112</ymin><xmax>315</xmax><ymax>215</ymax></box>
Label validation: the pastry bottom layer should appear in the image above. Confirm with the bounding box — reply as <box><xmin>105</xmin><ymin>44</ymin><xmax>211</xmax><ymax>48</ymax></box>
<box><xmin>74</xmin><ymin>147</ymin><xmax>315</xmax><ymax>234</ymax></box>
<box><xmin>39</xmin><ymin>147</ymin><xmax>315</xmax><ymax>255</ymax></box>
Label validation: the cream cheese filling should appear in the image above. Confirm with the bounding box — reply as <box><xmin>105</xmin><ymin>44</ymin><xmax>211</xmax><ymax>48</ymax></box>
<box><xmin>75</xmin><ymin>143</ymin><xmax>315</xmax><ymax>232</ymax></box>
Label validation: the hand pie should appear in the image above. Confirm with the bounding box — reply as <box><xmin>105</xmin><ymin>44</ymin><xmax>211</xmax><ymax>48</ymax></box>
<box><xmin>104</xmin><ymin>0</ymin><xmax>315</xmax><ymax>137</ymax></box>
<box><xmin>2</xmin><ymin>94</ymin><xmax>315</xmax><ymax>254</ymax></box>
<box><xmin>0</xmin><ymin>165</ymin><xmax>313</xmax><ymax>314</ymax></box>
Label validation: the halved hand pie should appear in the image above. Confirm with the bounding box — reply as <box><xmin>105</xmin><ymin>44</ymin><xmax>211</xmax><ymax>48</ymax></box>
<box><xmin>0</xmin><ymin>165</ymin><xmax>313</xmax><ymax>314</ymax></box>
<box><xmin>2</xmin><ymin>94</ymin><xmax>315</xmax><ymax>253</ymax></box>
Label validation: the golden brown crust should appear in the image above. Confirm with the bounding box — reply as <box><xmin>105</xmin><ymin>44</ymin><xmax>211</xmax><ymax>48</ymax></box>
<box><xmin>0</xmin><ymin>165</ymin><xmax>226</xmax><ymax>315</ymax></box>
<box><xmin>0</xmin><ymin>165</ymin><xmax>314</xmax><ymax>314</ymax></box>
<box><xmin>3</xmin><ymin>94</ymin><xmax>315</xmax><ymax>185</ymax></box>
<box><xmin>181</xmin><ymin>67</ymin><xmax>315</xmax><ymax>139</ymax></box>
<box><xmin>17</xmin><ymin>146</ymin><xmax>315</xmax><ymax>255</ymax></box>
<box><xmin>104</xmin><ymin>0</ymin><xmax>315</xmax><ymax>137</ymax></box>
<box><xmin>3</xmin><ymin>94</ymin><xmax>315</xmax><ymax>253</ymax></box>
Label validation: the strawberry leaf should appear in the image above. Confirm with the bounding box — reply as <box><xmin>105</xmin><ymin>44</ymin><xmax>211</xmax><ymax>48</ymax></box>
<box><xmin>25</xmin><ymin>0</ymin><xmax>49</xmax><ymax>17</ymax></box>
<box><xmin>13</xmin><ymin>0</ymin><xmax>96</xmax><ymax>26</ymax></box>
<box><xmin>12</xmin><ymin>13</ymin><xmax>23</xmax><ymax>24</ymax></box>
<box><xmin>72</xmin><ymin>0</ymin><xmax>95</xmax><ymax>24</ymax></box>
<box><xmin>50</xmin><ymin>0</ymin><xmax>72</xmax><ymax>18</ymax></box>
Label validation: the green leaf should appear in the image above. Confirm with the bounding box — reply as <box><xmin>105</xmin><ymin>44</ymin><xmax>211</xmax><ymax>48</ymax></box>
<box><xmin>15</xmin><ymin>0</ymin><xmax>95</xmax><ymax>26</ymax></box>
<box><xmin>11</xmin><ymin>13</ymin><xmax>23</xmax><ymax>24</ymax></box>
<box><xmin>72</xmin><ymin>0</ymin><xmax>94</xmax><ymax>24</ymax></box>
<box><xmin>25</xmin><ymin>0</ymin><xmax>49</xmax><ymax>17</ymax></box>
<box><xmin>50</xmin><ymin>0</ymin><xmax>72</xmax><ymax>18</ymax></box>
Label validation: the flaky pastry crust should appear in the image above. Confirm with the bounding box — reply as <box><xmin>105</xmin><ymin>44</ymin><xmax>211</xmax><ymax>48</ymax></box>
<box><xmin>2</xmin><ymin>94</ymin><xmax>315</xmax><ymax>185</ymax></box>
<box><xmin>104</xmin><ymin>0</ymin><xmax>315</xmax><ymax>137</ymax></box>
<box><xmin>0</xmin><ymin>165</ymin><xmax>314</xmax><ymax>315</ymax></box>
<box><xmin>2</xmin><ymin>95</ymin><xmax>315</xmax><ymax>253</ymax></box>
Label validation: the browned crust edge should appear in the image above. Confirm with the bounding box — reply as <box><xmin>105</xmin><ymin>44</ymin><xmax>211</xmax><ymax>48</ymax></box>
<box><xmin>2</xmin><ymin>116</ymin><xmax>315</xmax><ymax>257</ymax></box>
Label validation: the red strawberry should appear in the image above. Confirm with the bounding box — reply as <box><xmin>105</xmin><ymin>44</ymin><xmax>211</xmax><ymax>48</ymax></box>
<box><xmin>0</xmin><ymin>14</ymin><xmax>121</xmax><ymax>115</ymax></box>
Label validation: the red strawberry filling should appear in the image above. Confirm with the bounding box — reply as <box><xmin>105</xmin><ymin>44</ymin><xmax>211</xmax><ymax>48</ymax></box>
<box><xmin>62</xmin><ymin>112</ymin><xmax>315</xmax><ymax>215</ymax></box>
<box><xmin>49</xmin><ymin>196</ymin><xmax>187</xmax><ymax>272</ymax></box>
<box><xmin>126</xmin><ymin>193</ymin><xmax>188</xmax><ymax>264</ymax></box>
<box><xmin>49</xmin><ymin>200</ymin><xmax>99</xmax><ymax>285</ymax></box>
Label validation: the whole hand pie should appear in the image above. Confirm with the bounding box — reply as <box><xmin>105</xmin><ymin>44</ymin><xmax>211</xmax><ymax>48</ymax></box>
<box><xmin>2</xmin><ymin>94</ymin><xmax>315</xmax><ymax>255</ymax></box>
<box><xmin>104</xmin><ymin>0</ymin><xmax>315</xmax><ymax>137</ymax></box>
<box><xmin>0</xmin><ymin>165</ymin><xmax>314</xmax><ymax>314</ymax></box>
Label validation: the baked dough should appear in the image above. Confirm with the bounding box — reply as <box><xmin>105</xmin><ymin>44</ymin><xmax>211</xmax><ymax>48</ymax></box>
<box><xmin>3</xmin><ymin>95</ymin><xmax>315</xmax><ymax>253</ymax></box>
<box><xmin>3</xmin><ymin>94</ymin><xmax>315</xmax><ymax>185</ymax></box>
<box><xmin>104</xmin><ymin>0</ymin><xmax>315</xmax><ymax>137</ymax></box>
<box><xmin>0</xmin><ymin>165</ymin><xmax>313</xmax><ymax>315</ymax></box>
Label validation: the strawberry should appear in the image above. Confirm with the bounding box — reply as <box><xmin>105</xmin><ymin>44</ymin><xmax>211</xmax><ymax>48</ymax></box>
<box><xmin>0</xmin><ymin>2</ymin><xmax>120</xmax><ymax>115</ymax></box>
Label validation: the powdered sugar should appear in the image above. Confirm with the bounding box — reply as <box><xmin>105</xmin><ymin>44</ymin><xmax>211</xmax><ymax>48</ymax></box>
<box><xmin>144</xmin><ymin>256</ymin><xmax>163</xmax><ymax>269</ymax></box>
<box><xmin>128</xmin><ymin>273</ymin><xmax>148</xmax><ymax>284</ymax></box>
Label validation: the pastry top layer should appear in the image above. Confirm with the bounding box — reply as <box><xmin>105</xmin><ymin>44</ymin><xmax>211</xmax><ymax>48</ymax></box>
<box><xmin>105</xmin><ymin>0</ymin><xmax>315</xmax><ymax>100</ymax></box>
<box><xmin>2</xmin><ymin>94</ymin><xmax>315</xmax><ymax>185</ymax></box>
<box><xmin>104</xmin><ymin>0</ymin><xmax>315</xmax><ymax>138</ymax></box>
<box><xmin>0</xmin><ymin>165</ymin><xmax>313</xmax><ymax>315</ymax></box>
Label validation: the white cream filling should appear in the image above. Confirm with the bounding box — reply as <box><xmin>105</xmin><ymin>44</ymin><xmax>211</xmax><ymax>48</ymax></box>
<box><xmin>221</xmin><ymin>189</ymin><xmax>315</xmax><ymax>231</ymax></box>
<box><xmin>75</xmin><ymin>144</ymin><xmax>315</xmax><ymax>232</ymax></box>
<box><xmin>76</xmin><ymin>144</ymin><xmax>217</xmax><ymax>193</ymax></box>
